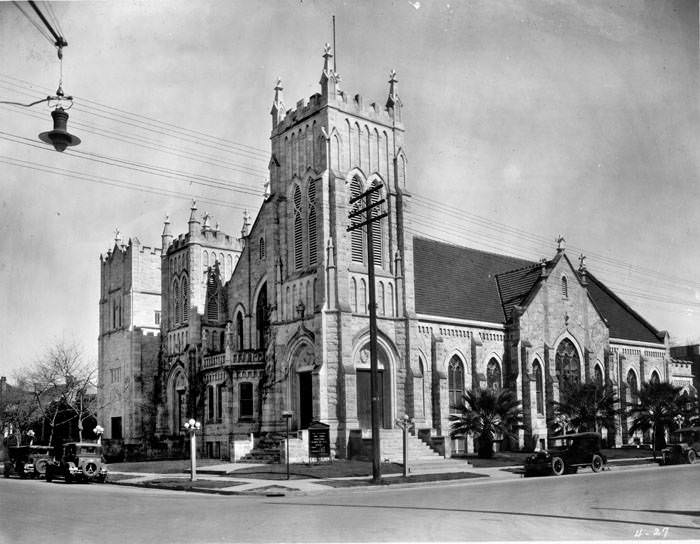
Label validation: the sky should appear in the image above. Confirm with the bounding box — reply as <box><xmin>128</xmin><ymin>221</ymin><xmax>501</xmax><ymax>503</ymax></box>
<box><xmin>1</xmin><ymin>0</ymin><xmax>698</xmax><ymax>381</ymax></box>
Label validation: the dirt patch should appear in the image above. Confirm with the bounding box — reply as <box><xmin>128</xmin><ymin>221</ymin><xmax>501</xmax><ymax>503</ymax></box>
<box><xmin>142</xmin><ymin>478</ymin><xmax>244</xmax><ymax>491</ymax></box>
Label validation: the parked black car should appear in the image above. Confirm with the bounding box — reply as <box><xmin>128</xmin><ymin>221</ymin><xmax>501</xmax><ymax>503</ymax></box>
<box><xmin>3</xmin><ymin>445</ymin><xmax>54</xmax><ymax>479</ymax></box>
<box><xmin>46</xmin><ymin>442</ymin><xmax>107</xmax><ymax>483</ymax></box>
<box><xmin>524</xmin><ymin>432</ymin><xmax>607</xmax><ymax>476</ymax></box>
<box><xmin>660</xmin><ymin>427</ymin><xmax>699</xmax><ymax>466</ymax></box>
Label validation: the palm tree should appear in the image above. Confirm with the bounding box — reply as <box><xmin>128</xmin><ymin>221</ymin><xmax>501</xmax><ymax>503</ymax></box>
<box><xmin>550</xmin><ymin>382</ymin><xmax>619</xmax><ymax>439</ymax></box>
<box><xmin>449</xmin><ymin>387</ymin><xmax>523</xmax><ymax>458</ymax></box>
<box><xmin>627</xmin><ymin>381</ymin><xmax>683</xmax><ymax>460</ymax></box>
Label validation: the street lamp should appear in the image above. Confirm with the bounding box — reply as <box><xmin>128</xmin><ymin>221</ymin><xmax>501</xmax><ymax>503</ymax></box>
<box><xmin>184</xmin><ymin>418</ymin><xmax>201</xmax><ymax>481</ymax></box>
<box><xmin>395</xmin><ymin>414</ymin><xmax>415</xmax><ymax>477</ymax></box>
<box><xmin>93</xmin><ymin>425</ymin><xmax>104</xmax><ymax>445</ymax></box>
<box><xmin>281</xmin><ymin>411</ymin><xmax>293</xmax><ymax>480</ymax></box>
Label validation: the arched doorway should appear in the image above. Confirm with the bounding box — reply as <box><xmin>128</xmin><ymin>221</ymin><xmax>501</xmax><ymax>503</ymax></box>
<box><xmin>289</xmin><ymin>340</ymin><xmax>316</xmax><ymax>430</ymax></box>
<box><xmin>169</xmin><ymin>368</ymin><xmax>188</xmax><ymax>434</ymax></box>
<box><xmin>355</xmin><ymin>345</ymin><xmax>392</xmax><ymax>430</ymax></box>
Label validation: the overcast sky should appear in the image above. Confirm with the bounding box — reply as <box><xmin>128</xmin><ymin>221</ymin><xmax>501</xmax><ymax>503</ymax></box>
<box><xmin>1</xmin><ymin>0</ymin><xmax>698</xmax><ymax>380</ymax></box>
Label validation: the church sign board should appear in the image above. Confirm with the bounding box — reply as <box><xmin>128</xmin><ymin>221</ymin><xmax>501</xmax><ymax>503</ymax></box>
<box><xmin>308</xmin><ymin>421</ymin><xmax>330</xmax><ymax>459</ymax></box>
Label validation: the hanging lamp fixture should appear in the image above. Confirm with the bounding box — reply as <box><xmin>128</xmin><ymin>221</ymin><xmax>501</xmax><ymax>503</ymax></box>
<box><xmin>1</xmin><ymin>1</ymin><xmax>80</xmax><ymax>151</ymax></box>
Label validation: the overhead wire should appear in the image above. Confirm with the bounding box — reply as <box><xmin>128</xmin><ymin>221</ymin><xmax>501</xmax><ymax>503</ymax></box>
<box><xmin>0</xmin><ymin>73</ymin><xmax>270</xmax><ymax>160</ymax></box>
<box><xmin>0</xmin><ymin>132</ymin><xmax>266</xmax><ymax>204</ymax></box>
<box><xmin>11</xmin><ymin>1</ymin><xmax>54</xmax><ymax>45</ymax></box>
<box><xmin>0</xmin><ymin>155</ymin><xmax>255</xmax><ymax>215</ymax></box>
<box><xmin>1</xmin><ymin>99</ymin><xmax>269</xmax><ymax>179</ymax></box>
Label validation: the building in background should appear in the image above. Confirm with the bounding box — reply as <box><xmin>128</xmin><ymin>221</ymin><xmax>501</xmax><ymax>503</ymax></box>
<box><xmin>97</xmin><ymin>234</ymin><xmax>161</xmax><ymax>450</ymax></box>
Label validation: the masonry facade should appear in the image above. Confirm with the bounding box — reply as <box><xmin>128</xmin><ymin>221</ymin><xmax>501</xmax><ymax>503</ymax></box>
<box><xmin>98</xmin><ymin>47</ymin><xmax>695</xmax><ymax>459</ymax></box>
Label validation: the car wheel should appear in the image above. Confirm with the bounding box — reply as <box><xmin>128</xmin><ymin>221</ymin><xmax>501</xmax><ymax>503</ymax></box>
<box><xmin>687</xmin><ymin>449</ymin><xmax>697</xmax><ymax>464</ymax></box>
<box><xmin>591</xmin><ymin>454</ymin><xmax>604</xmax><ymax>473</ymax></box>
<box><xmin>551</xmin><ymin>456</ymin><xmax>566</xmax><ymax>476</ymax></box>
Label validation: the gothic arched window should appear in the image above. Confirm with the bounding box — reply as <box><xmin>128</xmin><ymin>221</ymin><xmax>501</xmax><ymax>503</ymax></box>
<box><xmin>206</xmin><ymin>274</ymin><xmax>219</xmax><ymax>323</ymax></box>
<box><xmin>369</xmin><ymin>180</ymin><xmax>384</xmax><ymax>268</ymax></box>
<box><xmin>448</xmin><ymin>356</ymin><xmax>465</xmax><ymax>413</ymax></box>
<box><xmin>349</xmin><ymin>177</ymin><xmax>364</xmax><ymax>263</ymax></box>
<box><xmin>650</xmin><ymin>371</ymin><xmax>660</xmax><ymax>385</ymax></box>
<box><xmin>255</xmin><ymin>283</ymin><xmax>269</xmax><ymax>350</ymax></box>
<box><xmin>359</xmin><ymin>278</ymin><xmax>367</xmax><ymax>315</ymax></box>
<box><xmin>561</xmin><ymin>275</ymin><xmax>569</xmax><ymax>298</ymax></box>
<box><xmin>259</xmin><ymin>237</ymin><xmax>265</xmax><ymax>260</ymax></box>
<box><xmin>555</xmin><ymin>338</ymin><xmax>581</xmax><ymax>389</ymax></box>
<box><xmin>181</xmin><ymin>276</ymin><xmax>189</xmax><ymax>322</ymax></box>
<box><xmin>487</xmin><ymin>358</ymin><xmax>502</xmax><ymax>392</ymax></box>
<box><xmin>293</xmin><ymin>185</ymin><xmax>303</xmax><ymax>270</ymax></box>
<box><xmin>173</xmin><ymin>278</ymin><xmax>181</xmax><ymax>324</ymax></box>
<box><xmin>534</xmin><ymin>361</ymin><xmax>544</xmax><ymax>415</ymax></box>
<box><xmin>307</xmin><ymin>179</ymin><xmax>317</xmax><ymax>266</ymax></box>
<box><xmin>350</xmin><ymin>278</ymin><xmax>357</xmax><ymax>313</ymax></box>
<box><xmin>626</xmin><ymin>370</ymin><xmax>639</xmax><ymax>405</ymax></box>
<box><xmin>235</xmin><ymin>311</ymin><xmax>244</xmax><ymax>351</ymax></box>
<box><xmin>594</xmin><ymin>364</ymin><xmax>604</xmax><ymax>387</ymax></box>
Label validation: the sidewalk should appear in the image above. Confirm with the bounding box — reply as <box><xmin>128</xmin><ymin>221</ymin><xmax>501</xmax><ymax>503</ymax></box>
<box><xmin>106</xmin><ymin>454</ymin><xmax>656</xmax><ymax>496</ymax></box>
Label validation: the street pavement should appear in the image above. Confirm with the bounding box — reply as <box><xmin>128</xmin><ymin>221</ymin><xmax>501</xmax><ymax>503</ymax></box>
<box><xmin>107</xmin><ymin>455</ymin><xmax>655</xmax><ymax>495</ymax></box>
<box><xmin>1</xmin><ymin>462</ymin><xmax>698</xmax><ymax>542</ymax></box>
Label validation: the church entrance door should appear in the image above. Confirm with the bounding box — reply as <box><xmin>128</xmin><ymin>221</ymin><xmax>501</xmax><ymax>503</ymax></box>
<box><xmin>357</xmin><ymin>369</ymin><xmax>383</xmax><ymax>431</ymax></box>
<box><xmin>298</xmin><ymin>371</ymin><xmax>313</xmax><ymax>429</ymax></box>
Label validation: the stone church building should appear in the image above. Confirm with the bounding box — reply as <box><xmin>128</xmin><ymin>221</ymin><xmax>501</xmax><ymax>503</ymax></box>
<box><xmin>98</xmin><ymin>47</ymin><xmax>694</xmax><ymax>460</ymax></box>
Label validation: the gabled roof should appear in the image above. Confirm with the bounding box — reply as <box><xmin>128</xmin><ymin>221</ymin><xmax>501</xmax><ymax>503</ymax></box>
<box><xmin>413</xmin><ymin>237</ymin><xmax>532</xmax><ymax>323</ymax></box>
<box><xmin>584</xmin><ymin>272</ymin><xmax>665</xmax><ymax>344</ymax></box>
<box><xmin>495</xmin><ymin>264</ymin><xmax>542</xmax><ymax>321</ymax></box>
<box><xmin>412</xmin><ymin>237</ymin><xmax>665</xmax><ymax>344</ymax></box>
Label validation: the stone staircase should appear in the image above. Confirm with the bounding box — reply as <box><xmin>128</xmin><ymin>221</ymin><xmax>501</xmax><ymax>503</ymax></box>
<box><xmin>237</xmin><ymin>434</ymin><xmax>282</xmax><ymax>464</ymax></box>
<box><xmin>364</xmin><ymin>429</ymin><xmax>444</xmax><ymax>463</ymax></box>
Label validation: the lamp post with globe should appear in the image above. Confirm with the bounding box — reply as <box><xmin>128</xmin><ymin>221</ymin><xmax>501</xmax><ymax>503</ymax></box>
<box><xmin>93</xmin><ymin>425</ymin><xmax>104</xmax><ymax>445</ymax></box>
<box><xmin>184</xmin><ymin>419</ymin><xmax>201</xmax><ymax>481</ymax></box>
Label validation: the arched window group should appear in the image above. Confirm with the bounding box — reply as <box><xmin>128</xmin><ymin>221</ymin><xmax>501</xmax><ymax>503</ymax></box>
<box><xmin>291</xmin><ymin>178</ymin><xmax>318</xmax><ymax>270</ymax></box>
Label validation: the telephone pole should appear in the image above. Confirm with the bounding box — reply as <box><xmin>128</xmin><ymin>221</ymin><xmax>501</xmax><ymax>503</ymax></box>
<box><xmin>348</xmin><ymin>183</ymin><xmax>387</xmax><ymax>483</ymax></box>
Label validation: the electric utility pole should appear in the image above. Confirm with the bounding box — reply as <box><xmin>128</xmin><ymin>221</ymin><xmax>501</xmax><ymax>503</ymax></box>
<box><xmin>348</xmin><ymin>183</ymin><xmax>387</xmax><ymax>483</ymax></box>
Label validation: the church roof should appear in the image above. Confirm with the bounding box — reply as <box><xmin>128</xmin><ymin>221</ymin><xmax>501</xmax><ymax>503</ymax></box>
<box><xmin>412</xmin><ymin>237</ymin><xmax>665</xmax><ymax>344</ymax></box>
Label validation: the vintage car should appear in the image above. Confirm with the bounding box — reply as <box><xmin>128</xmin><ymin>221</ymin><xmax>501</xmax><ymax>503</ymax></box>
<box><xmin>660</xmin><ymin>427</ymin><xmax>700</xmax><ymax>465</ymax></box>
<box><xmin>46</xmin><ymin>442</ymin><xmax>107</xmax><ymax>483</ymax></box>
<box><xmin>3</xmin><ymin>445</ymin><xmax>55</xmax><ymax>479</ymax></box>
<box><xmin>524</xmin><ymin>432</ymin><xmax>607</xmax><ymax>476</ymax></box>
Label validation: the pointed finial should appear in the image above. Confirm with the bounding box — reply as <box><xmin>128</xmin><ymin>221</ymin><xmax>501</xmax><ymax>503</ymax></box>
<box><xmin>386</xmin><ymin>69</ymin><xmax>402</xmax><ymax>116</ymax></box>
<box><xmin>202</xmin><ymin>212</ymin><xmax>211</xmax><ymax>230</ymax></box>
<box><xmin>271</xmin><ymin>78</ymin><xmax>286</xmax><ymax>126</ymax></box>
<box><xmin>189</xmin><ymin>200</ymin><xmax>199</xmax><ymax>223</ymax></box>
<box><xmin>273</xmin><ymin>78</ymin><xmax>283</xmax><ymax>103</ymax></box>
<box><xmin>263</xmin><ymin>180</ymin><xmax>271</xmax><ymax>200</ymax></box>
<box><xmin>578</xmin><ymin>253</ymin><xmax>587</xmax><ymax>271</ymax></box>
<box><xmin>241</xmin><ymin>209</ymin><xmax>251</xmax><ymax>238</ymax></box>
<box><xmin>556</xmin><ymin>235</ymin><xmax>566</xmax><ymax>252</ymax></box>
<box><xmin>323</xmin><ymin>43</ymin><xmax>333</xmax><ymax>73</ymax></box>
<box><xmin>114</xmin><ymin>227</ymin><xmax>122</xmax><ymax>244</ymax></box>
<box><xmin>539</xmin><ymin>258</ymin><xmax>548</xmax><ymax>278</ymax></box>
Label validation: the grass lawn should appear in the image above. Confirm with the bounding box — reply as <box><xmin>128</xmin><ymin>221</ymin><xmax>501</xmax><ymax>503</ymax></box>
<box><xmin>107</xmin><ymin>458</ymin><xmax>224</xmax><ymax>474</ymax></box>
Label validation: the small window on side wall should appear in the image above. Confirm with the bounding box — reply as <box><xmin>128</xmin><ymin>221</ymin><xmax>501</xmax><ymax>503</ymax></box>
<box><xmin>561</xmin><ymin>275</ymin><xmax>568</xmax><ymax>298</ymax></box>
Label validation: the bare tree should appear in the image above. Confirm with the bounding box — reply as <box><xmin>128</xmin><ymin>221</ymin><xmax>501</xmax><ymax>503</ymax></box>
<box><xmin>15</xmin><ymin>340</ymin><xmax>97</xmax><ymax>444</ymax></box>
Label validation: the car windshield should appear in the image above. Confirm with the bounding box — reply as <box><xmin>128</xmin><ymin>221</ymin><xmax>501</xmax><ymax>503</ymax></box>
<box><xmin>78</xmin><ymin>446</ymin><xmax>99</xmax><ymax>455</ymax></box>
<box><xmin>31</xmin><ymin>447</ymin><xmax>52</xmax><ymax>454</ymax></box>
